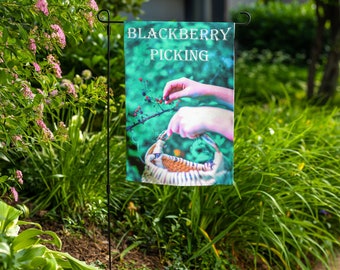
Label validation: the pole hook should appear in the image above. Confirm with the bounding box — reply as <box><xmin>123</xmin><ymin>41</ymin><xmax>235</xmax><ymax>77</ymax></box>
<box><xmin>97</xmin><ymin>9</ymin><xmax>124</xmax><ymax>24</ymax></box>
<box><xmin>235</xmin><ymin>11</ymin><xmax>251</xmax><ymax>26</ymax></box>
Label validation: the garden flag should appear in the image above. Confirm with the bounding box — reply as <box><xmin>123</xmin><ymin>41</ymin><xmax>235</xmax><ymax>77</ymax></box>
<box><xmin>124</xmin><ymin>21</ymin><xmax>234</xmax><ymax>186</ymax></box>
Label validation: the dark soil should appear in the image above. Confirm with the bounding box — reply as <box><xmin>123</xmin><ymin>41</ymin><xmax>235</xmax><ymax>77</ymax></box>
<box><xmin>22</xmin><ymin>216</ymin><xmax>163</xmax><ymax>270</ymax></box>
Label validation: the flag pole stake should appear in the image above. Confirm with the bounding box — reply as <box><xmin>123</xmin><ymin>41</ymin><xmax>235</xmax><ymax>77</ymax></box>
<box><xmin>97</xmin><ymin>9</ymin><xmax>123</xmax><ymax>270</ymax></box>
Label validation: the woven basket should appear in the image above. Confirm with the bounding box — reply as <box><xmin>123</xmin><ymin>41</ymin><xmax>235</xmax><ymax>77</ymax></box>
<box><xmin>142</xmin><ymin>131</ymin><xmax>227</xmax><ymax>186</ymax></box>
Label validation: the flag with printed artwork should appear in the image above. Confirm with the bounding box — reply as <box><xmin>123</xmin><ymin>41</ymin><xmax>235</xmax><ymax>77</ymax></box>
<box><xmin>124</xmin><ymin>21</ymin><xmax>234</xmax><ymax>186</ymax></box>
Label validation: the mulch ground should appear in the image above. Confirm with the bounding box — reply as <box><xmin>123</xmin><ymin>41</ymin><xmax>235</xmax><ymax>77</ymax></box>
<box><xmin>21</xmin><ymin>216</ymin><xmax>163</xmax><ymax>270</ymax></box>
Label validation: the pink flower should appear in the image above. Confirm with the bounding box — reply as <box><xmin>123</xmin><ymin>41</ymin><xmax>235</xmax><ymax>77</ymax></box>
<box><xmin>85</xmin><ymin>12</ymin><xmax>95</xmax><ymax>28</ymax></box>
<box><xmin>10</xmin><ymin>187</ymin><xmax>19</xmax><ymax>202</ymax></box>
<box><xmin>51</xmin><ymin>24</ymin><xmax>66</xmax><ymax>49</ymax></box>
<box><xmin>15</xmin><ymin>170</ymin><xmax>23</xmax><ymax>179</ymax></box>
<box><xmin>37</xmin><ymin>88</ymin><xmax>44</xmax><ymax>95</ymax></box>
<box><xmin>43</xmin><ymin>32</ymin><xmax>53</xmax><ymax>51</ymax></box>
<box><xmin>47</xmin><ymin>54</ymin><xmax>62</xmax><ymax>78</ymax></box>
<box><xmin>12</xmin><ymin>135</ymin><xmax>22</xmax><ymax>142</ymax></box>
<box><xmin>12</xmin><ymin>72</ymin><xmax>18</xmax><ymax>80</ymax></box>
<box><xmin>53</xmin><ymin>63</ymin><xmax>62</xmax><ymax>78</ymax></box>
<box><xmin>35</xmin><ymin>103</ymin><xmax>44</xmax><ymax>117</ymax></box>
<box><xmin>61</xmin><ymin>79</ymin><xmax>77</xmax><ymax>98</ymax></box>
<box><xmin>50</xmin><ymin>89</ymin><xmax>58</xmax><ymax>97</ymax></box>
<box><xmin>33</xmin><ymin>62</ymin><xmax>41</xmax><ymax>72</ymax></box>
<box><xmin>35</xmin><ymin>0</ymin><xmax>49</xmax><ymax>16</ymax></box>
<box><xmin>36</xmin><ymin>119</ymin><xmax>54</xmax><ymax>140</ymax></box>
<box><xmin>29</xmin><ymin>38</ymin><xmax>37</xmax><ymax>54</ymax></box>
<box><xmin>15</xmin><ymin>170</ymin><xmax>24</xmax><ymax>185</ymax></box>
<box><xmin>22</xmin><ymin>83</ymin><xmax>35</xmax><ymax>99</ymax></box>
<box><xmin>36</xmin><ymin>119</ymin><xmax>47</xmax><ymax>129</ymax></box>
<box><xmin>89</xmin><ymin>0</ymin><xmax>99</xmax><ymax>11</ymax></box>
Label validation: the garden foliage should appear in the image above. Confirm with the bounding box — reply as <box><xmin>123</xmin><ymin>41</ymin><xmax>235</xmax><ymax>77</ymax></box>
<box><xmin>0</xmin><ymin>201</ymin><xmax>97</xmax><ymax>269</ymax></box>
<box><xmin>0</xmin><ymin>0</ymin><xmax>101</xmax><ymax>198</ymax></box>
<box><xmin>0</xmin><ymin>0</ymin><xmax>127</xmax><ymax>219</ymax></box>
<box><xmin>0</xmin><ymin>0</ymin><xmax>113</xmax><ymax>267</ymax></box>
<box><xmin>232</xmin><ymin>1</ymin><xmax>317</xmax><ymax>60</ymax></box>
<box><xmin>0</xmin><ymin>0</ymin><xmax>339</xmax><ymax>269</ymax></box>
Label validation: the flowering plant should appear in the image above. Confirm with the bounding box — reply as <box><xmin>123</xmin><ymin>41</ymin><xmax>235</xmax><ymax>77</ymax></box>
<box><xmin>0</xmin><ymin>0</ymin><xmax>101</xmax><ymax>197</ymax></box>
<box><xmin>0</xmin><ymin>0</ymin><xmax>99</xmax><ymax>152</ymax></box>
<box><xmin>0</xmin><ymin>170</ymin><xmax>24</xmax><ymax>202</ymax></box>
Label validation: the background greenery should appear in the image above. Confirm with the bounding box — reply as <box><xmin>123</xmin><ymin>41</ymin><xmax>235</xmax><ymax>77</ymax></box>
<box><xmin>1</xmin><ymin>0</ymin><xmax>339</xmax><ymax>269</ymax></box>
<box><xmin>232</xmin><ymin>1</ymin><xmax>318</xmax><ymax>61</ymax></box>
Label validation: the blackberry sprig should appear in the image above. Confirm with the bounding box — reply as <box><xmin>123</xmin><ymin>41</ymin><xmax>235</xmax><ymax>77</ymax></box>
<box><xmin>127</xmin><ymin>77</ymin><xmax>180</xmax><ymax>132</ymax></box>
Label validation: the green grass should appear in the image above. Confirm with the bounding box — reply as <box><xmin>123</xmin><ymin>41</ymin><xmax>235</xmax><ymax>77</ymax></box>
<box><xmin>229</xmin><ymin>101</ymin><xmax>339</xmax><ymax>269</ymax></box>
<box><xmin>109</xmin><ymin>55</ymin><xmax>340</xmax><ymax>269</ymax></box>
<box><xmin>112</xmin><ymin>100</ymin><xmax>339</xmax><ymax>269</ymax></box>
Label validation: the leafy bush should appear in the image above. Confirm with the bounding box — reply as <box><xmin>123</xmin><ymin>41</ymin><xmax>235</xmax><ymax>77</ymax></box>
<box><xmin>0</xmin><ymin>170</ymin><xmax>24</xmax><ymax>203</ymax></box>
<box><xmin>0</xmin><ymin>200</ymin><xmax>97</xmax><ymax>269</ymax></box>
<box><xmin>60</xmin><ymin>0</ymin><xmax>148</xmax><ymax>103</ymax></box>
<box><xmin>21</xmin><ymin>87</ymin><xmax>125</xmax><ymax>217</ymax></box>
<box><xmin>97</xmin><ymin>0</ymin><xmax>146</xmax><ymax>18</ymax></box>
<box><xmin>232</xmin><ymin>1</ymin><xmax>317</xmax><ymax>60</ymax></box>
<box><xmin>0</xmin><ymin>0</ymin><xmax>101</xmax><ymax>187</ymax></box>
<box><xmin>235</xmin><ymin>49</ymin><xmax>308</xmax><ymax>103</ymax></box>
<box><xmin>0</xmin><ymin>0</ymin><xmax>127</xmax><ymax>220</ymax></box>
<box><xmin>59</xmin><ymin>25</ymin><xmax>126</xmax><ymax>99</ymax></box>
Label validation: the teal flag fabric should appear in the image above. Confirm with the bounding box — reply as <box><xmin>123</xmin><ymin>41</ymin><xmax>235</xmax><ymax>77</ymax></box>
<box><xmin>124</xmin><ymin>21</ymin><xmax>234</xmax><ymax>186</ymax></box>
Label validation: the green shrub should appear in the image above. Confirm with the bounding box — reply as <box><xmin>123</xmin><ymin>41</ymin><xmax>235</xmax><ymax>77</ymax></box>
<box><xmin>0</xmin><ymin>200</ymin><xmax>98</xmax><ymax>269</ymax></box>
<box><xmin>235</xmin><ymin>49</ymin><xmax>308</xmax><ymax>103</ymax></box>
<box><xmin>0</xmin><ymin>0</ymin><xmax>127</xmax><ymax>221</ymax></box>
<box><xmin>60</xmin><ymin>0</ymin><xmax>148</xmax><ymax>103</ymax></box>
<box><xmin>232</xmin><ymin>1</ymin><xmax>317</xmax><ymax>60</ymax></box>
<box><xmin>0</xmin><ymin>0</ymin><xmax>101</xmax><ymax>191</ymax></box>
<box><xmin>18</xmin><ymin>73</ymin><xmax>126</xmax><ymax>219</ymax></box>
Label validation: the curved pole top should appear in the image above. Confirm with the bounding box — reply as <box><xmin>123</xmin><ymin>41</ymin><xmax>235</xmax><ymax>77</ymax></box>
<box><xmin>97</xmin><ymin>9</ymin><xmax>124</xmax><ymax>24</ymax></box>
<box><xmin>235</xmin><ymin>11</ymin><xmax>251</xmax><ymax>26</ymax></box>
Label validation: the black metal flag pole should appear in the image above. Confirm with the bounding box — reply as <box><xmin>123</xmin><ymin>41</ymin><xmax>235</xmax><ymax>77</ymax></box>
<box><xmin>96</xmin><ymin>9</ymin><xmax>250</xmax><ymax>270</ymax></box>
<box><xmin>97</xmin><ymin>10</ymin><xmax>123</xmax><ymax>270</ymax></box>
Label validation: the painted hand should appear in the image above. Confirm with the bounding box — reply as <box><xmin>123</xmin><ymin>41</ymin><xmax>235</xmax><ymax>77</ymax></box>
<box><xmin>167</xmin><ymin>106</ymin><xmax>234</xmax><ymax>141</ymax></box>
